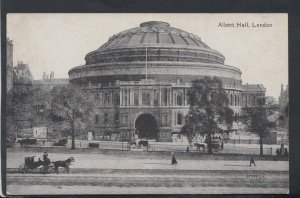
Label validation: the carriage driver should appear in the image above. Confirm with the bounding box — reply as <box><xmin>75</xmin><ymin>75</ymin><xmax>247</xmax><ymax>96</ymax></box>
<box><xmin>43</xmin><ymin>152</ymin><xmax>51</xmax><ymax>166</ymax></box>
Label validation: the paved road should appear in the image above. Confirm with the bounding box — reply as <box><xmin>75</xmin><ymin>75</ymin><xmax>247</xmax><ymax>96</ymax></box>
<box><xmin>6</xmin><ymin>169</ymin><xmax>288</xmax><ymax>195</ymax></box>
<box><xmin>7</xmin><ymin>151</ymin><xmax>288</xmax><ymax>171</ymax></box>
<box><xmin>6</xmin><ymin>149</ymin><xmax>289</xmax><ymax>195</ymax></box>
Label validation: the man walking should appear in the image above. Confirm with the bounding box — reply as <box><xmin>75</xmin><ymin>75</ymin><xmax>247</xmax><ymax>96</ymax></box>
<box><xmin>250</xmin><ymin>155</ymin><xmax>256</xmax><ymax>166</ymax></box>
<box><xmin>171</xmin><ymin>152</ymin><xmax>177</xmax><ymax>165</ymax></box>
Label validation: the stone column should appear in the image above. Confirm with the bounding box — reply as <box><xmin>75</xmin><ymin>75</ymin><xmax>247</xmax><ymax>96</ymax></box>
<box><xmin>127</xmin><ymin>88</ymin><xmax>130</xmax><ymax>106</ymax></box>
<box><xmin>150</xmin><ymin>89</ymin><xmax>154</xmax><ymax>106</ymax></box>
<box><xmin>159</xmin><ymin>88</ymin><xmax>162</xmax><ymax>106</ymax></box>
<box><xmin>139</xmin><ymin>87</ymin><xmax>142</xmax><ymax>106</ymax></box>
<box><xmin>184</xmin><ymin>89</ymin><xmax>186</xmax><ymax>106</ymax></box>
<box><xmin>120</xmin><ymin>88</ymin><xmax>123</xmax><ymax>106</ymax></box>
<box><xmin>168</xmin><ymin>89</ymin><xmax>171</xmax><ymax>106</ymax></box>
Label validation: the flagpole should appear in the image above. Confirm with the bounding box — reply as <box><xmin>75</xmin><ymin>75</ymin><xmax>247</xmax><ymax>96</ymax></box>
<box><xmin>146</xmin><ymin>45</ymin><xmax>148</xmax><ymax>81</ymax></box>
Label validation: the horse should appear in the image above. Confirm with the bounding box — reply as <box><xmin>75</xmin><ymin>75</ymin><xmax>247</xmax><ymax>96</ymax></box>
<box><xmin>53</xmin><ymin>157</ymin><xmax>75</xmax><ymax>174</ymax></box>
<box><xmin>138</xmin><ymin>140</ymin><xmax>149</xmax><ymax>147</ymax></box>
<box><xmin>193</xmin><ymin>143</ymin><xmax>207</xmax><ymax>151</ymax></box>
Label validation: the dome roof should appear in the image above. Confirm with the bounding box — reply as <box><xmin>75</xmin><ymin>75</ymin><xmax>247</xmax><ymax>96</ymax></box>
<box><xmin>98</xmin><ymin>21</ymin><xmax>211</xmax><ymax>50</ymax></box>
<box><xmin>84</xmin><ymin>21</ymin><xmax>225</xmax><ymax>65</ymax></box>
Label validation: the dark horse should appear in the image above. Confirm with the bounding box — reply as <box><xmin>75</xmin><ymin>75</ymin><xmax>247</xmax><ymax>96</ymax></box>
<box><xmin>193</xmin><ymin>143</ymin><xmax>206</xmax><ymax>151</ymax></box>
<box><xmin>138</xmin><ymin>140</ymin><xmax>149</xmax><ymax>147</ymax></box>
<box><xmin>53</xmin><ymin>157</ymin><xmax>75</xmax><ymax>174</ymax></box>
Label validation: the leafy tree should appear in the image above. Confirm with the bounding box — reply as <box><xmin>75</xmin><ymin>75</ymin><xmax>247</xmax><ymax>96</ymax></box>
<box><xmin>241</xmin><ymin>96</ymin><xmax>279</xmax><ymax>156</ymax></box>
<box><xmin>181</xmin><ymin>76</ymin><xmax>234</xmax><ymax>153</ymax></box>
<box><xmin>48</xmin><ymin>85</ymin><xmax>94</xmax><ymax>149</ymax></box>
<box><xmin>6</xmin><ymin>82</ymin><xmax>34</xmax><ymax>139</ymax></box>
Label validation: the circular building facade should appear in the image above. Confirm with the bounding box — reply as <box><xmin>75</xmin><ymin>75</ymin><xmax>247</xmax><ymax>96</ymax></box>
<box><xmin>69</xmin><ymin>21</ymin><xmax>244</xmax><ymax>141</ymax></box>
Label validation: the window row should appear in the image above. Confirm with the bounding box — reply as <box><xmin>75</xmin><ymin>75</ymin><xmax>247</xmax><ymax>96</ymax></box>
<box><xmin>94</xmin><ymin>113</ymin><xmax>119</xmax><ymax>124</ymax></box>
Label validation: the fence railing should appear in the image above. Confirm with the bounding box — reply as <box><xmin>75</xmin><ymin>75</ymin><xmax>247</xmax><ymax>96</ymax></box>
<box><xmin>65</xmin><ymin>140</ymin><xmax>279</xmax><ymax>156</ymax></box>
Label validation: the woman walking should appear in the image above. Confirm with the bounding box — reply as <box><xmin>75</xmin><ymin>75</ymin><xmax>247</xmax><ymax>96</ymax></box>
<box><xmin>171</xmin><ymin>152</ymin><xmax>177</xmax><ymax>165</ymax></box>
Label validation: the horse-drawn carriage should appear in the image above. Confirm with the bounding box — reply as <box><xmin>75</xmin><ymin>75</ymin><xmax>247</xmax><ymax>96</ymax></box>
<box><xmin>53</xmin><ymin>138</ymin><xmax>68</xmax><ymax>146</ymax></box>
<box><xmin>128</xmin><ymin>139</ymin><xmax>150</xmax><ymax>150</ymax></box>
<box><xmin>18</xmin><ymin>156</ymin><xmax>54</xmax><ymax>174</ymax></box>
<box><xmin>193</xmin><ymin>137</ymin><xmax>224</xmax><ymax>151</ymax></box>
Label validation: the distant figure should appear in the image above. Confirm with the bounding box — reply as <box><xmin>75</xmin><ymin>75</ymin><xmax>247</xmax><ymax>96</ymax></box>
<box><xmin>43</xmin><ymin>139</ymin><xmax>45</xmax><ymax>146</ymax></box>
<box><xmin>284</xmin><ymin>148</ymin><xmax>288</xmax><ymax>156</ymax></box>
<box><xmin>171</xmin><ymin>153</ymin><xmax>177</xmax><ymax>165</ymax></box>
<box><xmin>186</xmin><ymin>146</ymin><xmax>189</xmax><ymax>153</ymax></box>
<box><xmin>250</xmin><ymin>155</ymin><xmax>256</xmax><ymax>166</ymax></box>
<box><xmin>43</xmin><ymin>152</ymin><xmax>51</xmax><ymax>166</ymax></box>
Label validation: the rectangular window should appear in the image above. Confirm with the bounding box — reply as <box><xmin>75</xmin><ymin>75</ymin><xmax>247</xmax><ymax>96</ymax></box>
<box><xmin>163</xmin><ymin>88</ymin><xmax>168</xmax><ymax>106</ymax></box>
<box><xmin>142</xmin><ymin>90</ymin><xmax>151</xmax><ymax>106</ymax></box>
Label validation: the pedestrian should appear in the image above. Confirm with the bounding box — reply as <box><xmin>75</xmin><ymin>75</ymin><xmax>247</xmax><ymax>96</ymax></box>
<box><xmin>250</xmin><ymin>155</ymin><xmax>256</xmax><ymax>167</ymax></box>
<box><xmin>284</xmin><ymin>148</ymin><xmax>288</xmax><ymax>156</ymax></box>
<box><xmin>171</xmin><ymin>152</ymin><xmax>177</xmax><ymax>165</ymax></box>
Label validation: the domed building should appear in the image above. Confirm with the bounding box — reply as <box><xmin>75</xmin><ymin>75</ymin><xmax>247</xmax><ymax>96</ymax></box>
<box><xmin>68</xmin><ymin>21</ymin><xmax>265</xmax><ymax>142</ymax></box>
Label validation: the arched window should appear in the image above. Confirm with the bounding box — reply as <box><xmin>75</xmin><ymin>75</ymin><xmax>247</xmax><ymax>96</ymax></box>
<box><xmin>177</xmin><ymin>113</ymin><xmax>183</xmax><ymax>125</ymax></box>
<box><xmin>95</xmin><ymin>115</ymin><xmax>99</xmax><ymax>124</ymax></box>
<box><xmin>124</xmin><ymin>115</ymin><xmax>128</xmax><ymax>126</ymax></box>
<box><xmin>115</xmin><ymin>93</ymin><xmax>120</xmax><ymax>105</ymax></box>
<box><xmin>104</xmin><ymin>92</ymin><xmax>110</xmax><ymax>105</ymax></box>
<box><xmin>115</xmin><ymin>113</ymin><xmax>119</xmax><ymax>122</ymax></box>
<box><xmin>235</xmin><ymin>95</ymin><xmax>237</xmax><ymax>106</ymax></box>
<box><xmin>104</xmin><ymin>113</ymin><xmax>109</xmax><ymax>124</ymax></box>
<box><xmin>164</xmin><ymin>115</ymin><xmax>168</xmax><ymax>126</ymax></box>
<box><xmin>177</xmin><ymin>92</ymin><xmax>183</xmax><ymax>106</ymax></box>
<box><xmin>154</xmin><ymin>89</ymin><xmax>159</xmax><ymax>106</ymax></box>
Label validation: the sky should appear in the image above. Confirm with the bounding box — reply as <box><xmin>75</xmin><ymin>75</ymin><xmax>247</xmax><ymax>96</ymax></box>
<box><xmin>7</xmin><ymin>13</ymin><xmax>288</xmax><ymax>99</ymax></box>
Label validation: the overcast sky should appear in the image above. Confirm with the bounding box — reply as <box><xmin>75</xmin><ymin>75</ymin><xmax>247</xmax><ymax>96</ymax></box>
<box><xmin>7</xmin><ymin>13</ymin><xmax>288</xmax><ymax>99</ymax></box>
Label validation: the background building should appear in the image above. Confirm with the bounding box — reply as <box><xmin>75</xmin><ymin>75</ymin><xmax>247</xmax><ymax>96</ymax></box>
<box><xmin>68</xmin><ymin>21</ymin><xmax>266</xmax><ymax>142</ymax></box>
<box><xmin>7</xmin><ymin>38</ymin><xmax>14</xmax><ymax>92</ymax></box>
<box><xmin>278</xmin><ymin>84</ymin><xmax>288</xmax><ymax>129</ymax></box>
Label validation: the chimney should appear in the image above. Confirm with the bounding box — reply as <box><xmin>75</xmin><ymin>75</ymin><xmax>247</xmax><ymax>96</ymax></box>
<box><xmin>281</xmin><ymin>84</ymin><xmax>283</xmax><ymax>94</ymax></box>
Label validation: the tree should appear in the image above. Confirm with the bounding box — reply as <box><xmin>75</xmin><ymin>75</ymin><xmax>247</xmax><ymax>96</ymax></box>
<box><xmin>6</xmin><ymin>80</ymin><xmax>34</xmax><ymax>139</ymax></box>
<box><xmin>241</xmin><ymin>96</ymin><xmax>279</xmax><ymax>156</ymax></box>
<box><xmin>48</xmin><ymin>85</ymin><xmax>94</xmax><ymax>149</ymax></box>
<box><xmin>181</xmin><ymin>77</ymin><xmax>234</xmax><ymax>153</ymax></box>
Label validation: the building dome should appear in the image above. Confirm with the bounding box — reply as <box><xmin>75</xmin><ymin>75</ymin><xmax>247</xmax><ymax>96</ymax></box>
<box><xmin>69</xmin><ymin>21</ymin><xmax>241</xmax><ymax>86</ymax></box>
<box><xmin>84</xmin><ymin>21</ymin><xmax>225</xmax><ymax>65</ymax></box>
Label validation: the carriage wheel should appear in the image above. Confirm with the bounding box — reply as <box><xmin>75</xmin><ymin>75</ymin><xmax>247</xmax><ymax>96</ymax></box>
<box><xmin>48</xmin><ymin>166</ymin><xmax>54</xmax><ymax>174</ymax></box>
<box><xmin>18</xmin><ymin>164</ymin><xmax>28</xmax><ymax>173</ymax></box>
<box><xmin>40</xmin><ymin>166</ymin><xmax>54</xmax><ymax>174</ymax></box>
<box><xmin>40</xmin><ymin>166</ymin><xmax>47</xmax><ymax>174</ymax></box>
